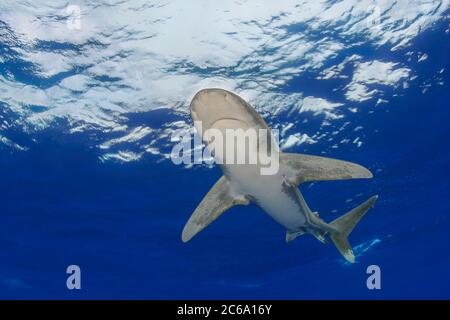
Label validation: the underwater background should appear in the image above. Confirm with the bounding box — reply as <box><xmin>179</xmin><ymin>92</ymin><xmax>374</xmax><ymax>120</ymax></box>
<box><xmin>0</xmin><ymin>0</ymin><xmax>449</xmax><ymax>299</ymax></box>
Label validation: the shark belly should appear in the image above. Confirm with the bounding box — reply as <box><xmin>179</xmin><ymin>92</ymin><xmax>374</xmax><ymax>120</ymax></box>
<box><xmin>223</xmin><ymin>163</ymin><xmax>308</xmax><ymax>230</ymax></box>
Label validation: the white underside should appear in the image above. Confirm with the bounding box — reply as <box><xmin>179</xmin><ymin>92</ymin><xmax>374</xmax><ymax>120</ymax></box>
<box><xmin>224</xmin><ymin>162</ymin><xmax>308</xmax><ymax>230</ymax></box>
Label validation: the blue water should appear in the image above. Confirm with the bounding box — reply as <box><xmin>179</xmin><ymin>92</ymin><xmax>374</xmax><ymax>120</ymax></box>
<box><xmin>1</xmin><ymin>4</ymin><xmax>450</xmax><ymax>299</ymax></box>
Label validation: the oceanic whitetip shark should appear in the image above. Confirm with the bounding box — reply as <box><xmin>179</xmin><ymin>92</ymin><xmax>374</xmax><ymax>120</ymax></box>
<box><xmin>182</xmin><ymin>88</ymin><xmax>378</xmax><ymax>263</ymax></box>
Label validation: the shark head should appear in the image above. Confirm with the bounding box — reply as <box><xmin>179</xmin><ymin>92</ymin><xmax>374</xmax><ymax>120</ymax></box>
<box><xmin>190</xmin><ymin>88</ymin><xmax>269</xmax><ymax>138</ymax></box>
<box><xmin>190</xmin><ymin>88</ymin><xmax>278</xmax><ymax>166</ymax></box>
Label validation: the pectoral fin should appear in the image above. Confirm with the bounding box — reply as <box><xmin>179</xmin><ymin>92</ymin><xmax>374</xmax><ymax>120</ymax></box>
<box><xmin>182</xmin><ymin>176</ymin><xmax>249</xmax><ymax>242</ymax></box>
<box><xmin>280</xmin><ymin>153</ymin><xmax>373</xmax><ymax>185</ymax></box>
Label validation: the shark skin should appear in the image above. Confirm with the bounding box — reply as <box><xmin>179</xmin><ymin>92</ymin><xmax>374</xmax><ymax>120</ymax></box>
<box><xmin>182</xmin><ymin>88</ymin><xmax>378</xmax><ymax>263</ymax></box>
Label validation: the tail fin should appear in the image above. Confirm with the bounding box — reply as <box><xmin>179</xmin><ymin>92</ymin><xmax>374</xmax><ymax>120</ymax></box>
<box><xmin>330</xmin><ymin>195</ymin><xmax>378</xmax><ymax>263</ymax></box>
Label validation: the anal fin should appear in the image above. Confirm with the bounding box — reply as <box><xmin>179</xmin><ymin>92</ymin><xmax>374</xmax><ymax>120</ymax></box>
<box><xmin>286</xmin><ymin>230</ymin><xmax>305</xmax><ymax>243</ymax></box>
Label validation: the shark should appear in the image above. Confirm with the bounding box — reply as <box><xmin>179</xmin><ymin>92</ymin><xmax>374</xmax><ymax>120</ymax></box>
<box><xmin>181</xmin><ymin>88</ymin><xmax>378</xmax><ymax>263</ymax></box>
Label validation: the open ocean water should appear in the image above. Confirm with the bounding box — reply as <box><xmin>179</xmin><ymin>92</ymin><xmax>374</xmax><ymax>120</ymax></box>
<box><xmin>0</xmin><ymin>1</ymin><xmax>449</xmax><ymax>299</ymax></box>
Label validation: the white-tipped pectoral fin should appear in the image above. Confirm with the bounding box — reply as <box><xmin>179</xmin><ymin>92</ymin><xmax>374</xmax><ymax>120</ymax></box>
<box><xmin>182</xmin><ymin>176</ymin><xmax>249</xmax><ymax>242</ymax></box>
<box><xmin>280</xmin><ymin>153</ymin><xmax>373</xmax><ymax>185</ymax></box>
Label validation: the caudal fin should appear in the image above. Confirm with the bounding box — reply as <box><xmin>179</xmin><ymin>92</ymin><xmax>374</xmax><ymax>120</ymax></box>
<box><xmin>329</xmin><ymin>195</ymin><xmax>378</xmax><ymax>263</ymax></box>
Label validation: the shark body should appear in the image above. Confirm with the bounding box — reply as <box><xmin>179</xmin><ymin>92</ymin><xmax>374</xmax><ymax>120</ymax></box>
<box><xmin>182</xmin><ymin>88</ymin><xmax>378</xmax><ymax>262</ymax></box>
